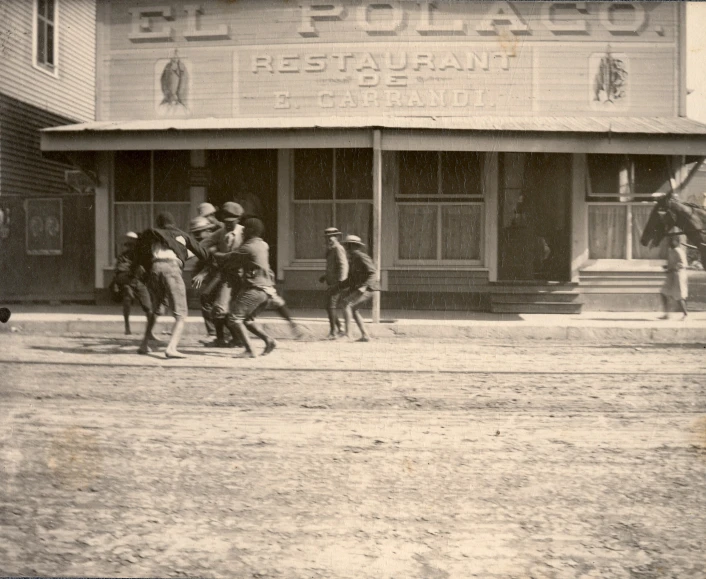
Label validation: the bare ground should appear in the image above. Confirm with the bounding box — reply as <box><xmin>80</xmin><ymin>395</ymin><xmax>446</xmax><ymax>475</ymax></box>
<box><xmin>0</xmin><ymin>333</ymin><xmax>705</xmax><ymax>579</ymax></box>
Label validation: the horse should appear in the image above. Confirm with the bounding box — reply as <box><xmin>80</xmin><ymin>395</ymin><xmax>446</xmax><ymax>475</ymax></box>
<box><xmin>640</xmin><ymin>191</ymin><xmax>706</xmax><ymax>267</ymax></box>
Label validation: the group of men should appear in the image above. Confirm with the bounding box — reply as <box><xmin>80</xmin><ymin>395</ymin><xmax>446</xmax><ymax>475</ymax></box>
<box><xmin>112</xmin><ymin>200</ymin><xmax>379</xmax><ymax>359</ymax></box>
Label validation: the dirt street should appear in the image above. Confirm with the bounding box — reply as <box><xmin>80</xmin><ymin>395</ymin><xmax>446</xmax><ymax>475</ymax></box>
<box><xmin>1</xmin><ymin>333</ymin><xmax>705</xmax><ymax>578</ymax></box>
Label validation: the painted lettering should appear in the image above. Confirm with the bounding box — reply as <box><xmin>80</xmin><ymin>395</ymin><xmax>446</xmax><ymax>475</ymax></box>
<box><xmin>384</xmin><ymin>90</ymin><xmax>402</xmax><ymax>107</ymax></box>
<box><xmin>183</xmin><ymin>4</ymin><xmax>230</xmax><ymax>40</ymax></box>
<box><xmin>252</xmin><ymin>55</ymin><xmax>273</xmax><ymax>73</ymax></box>
<box><xmin>466</xmin><ymin>52</ymin><xmax>489</xmax><ymax>71</ymax></box>
<box><xmin>437</xmin><ymin>52</ymin><xmax>464</xmax><ymax>72</ymax></box>
<box><xmin>298</xmin><ymin>1</ymin><xmax>346</xmax><ymax>38</ymax></box>
<box><xmin>600</xmin><ymin>2</ymin><xmax>646</xmax><ymax>35</ymax></box>
<box><xmin>407</xmin><ymin>90</ymin><xmax>424</xmax><ymax>107</ymax></box>
<box><xmin>274</xmin><ymin>91</ymin><xmax>291</xmax><ymax>109</ymax></box>
<box><xmin>359</xmin><ymin>73</ymin><xmax>380</xmax><ymax>87</ymax></box>
<box><xmin>128</xmin><ymin>6</ymin><xmax>174</xmax><ymax>42</ymax></box>
<box><xmin>278</xmin><ymin>55</ymin><xmax>300</xmax><ymax>73</ymax></box>
<box><xmin>318</xmin><ymin>91</ymin><xmax>335</xmax><ymax>107</ymax></box>
<box><xmin>413</xmin><ymin>53</ymin><xmax>436</xmax><ymax>71</ymax></box>
<box><xmin>358</xmin><ymin>1</ymin><xmax>404</xmax><ymax>36</ymax></box>
<box><xmin>385</xmin><ymin>53</ymin><xmax>407</xmax><ymax>71</ymax></box>
<box><xmin>362</xmin><ymin>90</ymin><xmax>379</xmax><ymax>107</ymax></box>
<box><xmin>332</xmin><ymin>53</ymin><xmax>355</xmax><ymax>72</ymax></box>
<box><xmin>386</xmin><ymin>74</ymin><xmax>408</xmax><ymax>87</ymax></box>
<box><xmin>476</xmin><ymin>1</ymin><xmax>530</xmax><ymax>35</ymax></box>
<box><xmin>417</xmin><ymin>2</ymin><xmax>465</xmax><ymax>36</ymax></box>
<box><xmin>340</xmin><ymin>91</ymin><xmax>357</xmax><ymax>107</ymax></box>
<box><xmin>356</xmin><ymin>52</ymin><xmax>380</xmax><ymax>71</ymax></box>
<box><xmin>452</xmin><ymin>90</ymin><xmax>469</xmax><ymax>107</ymax></box>
<box><xmin>474</xmin><ymin>89</ymin><xmax>486</xmax><ymax>107</ymax></box>
<box><xmin>428</xmin><ymin>89</ymin><xmax>446</xmax><ymax>107</ymax></box>
<box><xmin>541</xmin><ymin>2</ymin><xmax>589</xmax><ymax>35</ymax></box>
<box><xmin>304</xmin><ymin>54</ymin><xmax>327</xmax><ymax>72</ymax></box>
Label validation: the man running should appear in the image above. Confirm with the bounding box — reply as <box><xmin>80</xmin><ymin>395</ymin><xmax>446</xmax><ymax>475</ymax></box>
<box><xmin>136</xmin><ymin>212</ymin><xmax>209</xmax><ymax>358</ymax></box>
<box><xmin>112</xmin><ymin>231</ymin><xmax>152</xmax><ymax>336</ymax></box>
<box><xmin>215</xmin><ymin>217</ymin><xmax>279</xmax><ymax>358</ymax></box>
<box><xmin>189</xmin><ymin>216</ymin><xmax>221</xmax><ymax>337</ymax></box>
<box><xmin>339</xmin><ymin>234</ymin><xmax>380</xmax><ymax>342</ymax></box>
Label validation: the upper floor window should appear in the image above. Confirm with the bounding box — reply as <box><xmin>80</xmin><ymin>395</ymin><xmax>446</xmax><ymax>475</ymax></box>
<box><xmin>35</xmin><ymin>0</ymin><xmax>57</xmax><ymax>73</ymax></box>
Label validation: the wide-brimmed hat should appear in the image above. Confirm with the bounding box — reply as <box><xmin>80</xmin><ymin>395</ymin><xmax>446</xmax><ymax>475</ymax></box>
<box><xmin>342</xmin><ymin>234</ymin><xmax>365</xmax><ymax>247</ymax></box>
<box><xmin>198</xmin><ymin>202</ymin><xmax>217</xmax><ymax>218</ymax></box>
<box><xmin>190</xmin><ymin>216</ymin><xmax>212</xmax><ymax>233</ymax></box>
<box><xmin>124</xmin><ymin>231</ymin><xmax>138</xmax><ymax>240</ymax></box>
<box><xmin>324</xmin><ymin>227</ymin><xmax>342</xmax><ymax>237</ymax></box>
<box><xmin>220</xmin><ymin>201</ymin><xmax>244</xmax><ymax>221</ymax></box>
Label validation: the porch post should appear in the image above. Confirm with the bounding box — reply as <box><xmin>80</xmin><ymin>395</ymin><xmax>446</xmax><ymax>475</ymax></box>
<box><xmin>372</xmin><ymin>129</ymin><xmax>383</xmax><ymax>323</ymax></box>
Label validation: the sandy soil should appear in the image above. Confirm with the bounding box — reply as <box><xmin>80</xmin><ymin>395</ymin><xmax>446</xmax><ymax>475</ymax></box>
<box><xmin>1</xmin><ymin>333</ymin><xmax>705</xmax><ymax>578</ymax></box>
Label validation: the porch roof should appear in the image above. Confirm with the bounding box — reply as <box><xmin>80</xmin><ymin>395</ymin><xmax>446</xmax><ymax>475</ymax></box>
<box><xmin>41</xmin><ymin>116</ymin><xmax>706</xmax><ymax>155</ymax></box>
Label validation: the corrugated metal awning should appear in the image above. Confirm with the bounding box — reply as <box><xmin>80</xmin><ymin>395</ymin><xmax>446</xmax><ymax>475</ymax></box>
<box><xmin>41</xmin><ymin>116</ymin><xmax>706</xmax><ymax>155</ymax></box>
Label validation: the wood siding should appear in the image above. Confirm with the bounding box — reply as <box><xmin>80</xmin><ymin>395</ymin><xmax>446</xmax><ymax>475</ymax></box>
<box><xmin>0</xmin><ymin>94</ymin><xmax>95</xmax><ymax>299</ymax></box>
<box><xmin>99</xmin><ymin>1</ymin><xmax>680</xmax><ymax>121</ymax></box>
<box><xmin>0</xmin><ymin>94</ymin><xmax>75</xmax><ymax>198</ymax></box>
<box><xmin>0</xmin><ymin>0</ymin><xmax>96</xmax><ymax>122</ymax></box>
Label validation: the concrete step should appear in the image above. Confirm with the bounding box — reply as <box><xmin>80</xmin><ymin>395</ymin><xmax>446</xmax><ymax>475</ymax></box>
<box><xmin>492</xmin><ymin>292</ymin><xmax>581</xmax><ymax>304</ymax></box>
<box><xmin>491</xmin><ymin>302</ymin><xmax>584</xmax><ymax>314</ymax></box>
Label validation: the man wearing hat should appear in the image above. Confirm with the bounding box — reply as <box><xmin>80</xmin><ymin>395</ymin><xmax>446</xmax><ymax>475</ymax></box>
<box><xmin>198</xmin><ymin>202</ymin><xmax>221</xmax><ymax>229</ymax></box>
<box><xmin>189</xmin><ymin>215</ymin><xmax>221</xmax><ymax>336</ymax></box>
<box><xmin>214</xmin><ymin>217</ymin><xmax>278</xmax><ymax>357</ymax></box>
<box><xmin>319</xmin><ymin>227</ymin><xmax>349</xmax><ymax>339</ymax></box>
<box><xmin>338</xmin><ymin>234</ymin><xmax>380</xmax><ymax>342</ymax></box>
<box><xmin>200</xmin><ymin>201</ymin><xmax>245</xmax><ymax>347</ymax></box>
<box><xmin>111</xmin><ymin>231</ymin><xmax>152</xmax><ymax>336</ymax></box>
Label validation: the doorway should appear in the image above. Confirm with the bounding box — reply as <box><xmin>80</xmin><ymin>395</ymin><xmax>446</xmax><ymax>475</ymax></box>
<box><xmin>498</xmin><ymin>153</ymin><xmax>572</xmax><ymax>282</ymax></box>
<box><xmin>208</xmin><ymin>149</ymin><xmax>278</xmax><ymax>267</ymax></box>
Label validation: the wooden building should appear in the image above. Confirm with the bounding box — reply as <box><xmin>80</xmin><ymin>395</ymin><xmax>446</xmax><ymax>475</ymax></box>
<box><xmin>0</xmin><ymin>0</ymin><xmax>96</xmax><ymax>302</ymax></box>
<box><xmin>41</xmin><ymin>0</ymin><xmax>706</xmax><ymax>312</ymax></box>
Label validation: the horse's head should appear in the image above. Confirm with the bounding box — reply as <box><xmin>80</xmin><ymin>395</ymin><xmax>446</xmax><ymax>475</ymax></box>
<box><xmin>640</xmin><ymin>193</ymin><xmax>672</xmax><ymax>248</ymax></box>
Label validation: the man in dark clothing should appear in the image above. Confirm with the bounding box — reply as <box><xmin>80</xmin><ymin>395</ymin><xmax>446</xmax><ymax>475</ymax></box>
<box><xmin>214</xmin><ymin>217</ymin><xmax>279</xmax><ymax>358</ymax></box>
<box><xmin>200</xmin><ymin>201</ymin><xmax>244</xmax><ymax>347</ymax></box>
<box><xmin>339</xmin><ymin>234</ymin><xmax>380</xmax><ymax>342</ymax></box>
<box><xmin>112</xmin><ymin>231</ymin><xmax>152</xmax><ymax>336</ymax></box>
<box><xmin>189</xmin><ymin>216</ymin><xmax>221</xmax><ymax>337</ymax></box>
<box><xmin>319</xmin><ymin>227</ymin><xmax>349</xmax><ymax>339</ymax></box>
<box><xmin>136</xmin><ymin>212</ymin><xmax>210</xmax><ymax>358</ymax></box>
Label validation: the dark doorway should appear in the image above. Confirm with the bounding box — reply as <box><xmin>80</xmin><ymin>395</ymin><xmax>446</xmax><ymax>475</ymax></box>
<box><xmin>498</xmin><ymin>153</ymin><xmax>572</xmax><ymax>282</ymax></box>
<box><xmin>208</xmin><ymin>150</ymin><xmax>278</xmax><ymax>267</ymax></box>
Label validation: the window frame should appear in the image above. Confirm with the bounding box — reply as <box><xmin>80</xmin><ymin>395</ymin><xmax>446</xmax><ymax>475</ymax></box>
<box><xmin>111</xmin><ymin>151</ymin><xmax>192</xmax><ymax>260</ymax></box>
<box><xmin>33</xmin><ymin>0</ymin><xmax>60</xmax><ymax>78</ymax></box>
<box><xmin>585</xmin><ymin>154</ymin><xmax>672</xmax><ymax>262</ymax></box>
<box><xmin>395</xmin><ymin>151</ymin><xmax>485</xmax><ymax>266</ymax></box>
<box><xmin>290</xmin><ymin>148</ymin><xmax>373</xmax><ymax>264</ymax></box>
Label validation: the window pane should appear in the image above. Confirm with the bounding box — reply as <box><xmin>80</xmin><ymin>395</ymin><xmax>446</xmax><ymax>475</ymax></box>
<box><xmin>588</xmin><ymin>205</ymin><xmax>626</xmax><ymax>259</ymax></box>
<box><xmin>441</xmin><ymin>205</ymin><xmax>482</xmax><ymax>260</ymax></box>
<box><xmin>442</xmin><ymin>152</ymin><xmax>482</xmax><ymax>196</ymax></box>
<box><xmin>38</xmin><ymin>0</ymin><xmax>47</xmax><ymax>18</ymax></box>
<box><xmin>293</xmin><ymin>203</ymin><xmax>332</xmax><ymax>259</ymax></box>
<box><xmin>632</xmin><ymin>204</ymin><xmax>668</xmax><ymax>259</ymax></box>
<box><xmin>47</xmin><ymin>0</ymin><xmax>55</xmax><ymax>22</ymax></box>
<box><xmin>153</xmin><ymin>151</ymin><xmax>190</xmax><ymax>202</ymax></box>
<box><xmin>114</xmin><ymin>151</ymin><xmax>151</xmax><ymax>202</ymax></box>
<box><xmin>633</xmin><ymin>155</ymin><xmax>672</xmax><ymax>195</ymax></box>
<box><xmin>114</xmin><ymin>204</ymin><xmax>151</xmax><ymax>257</ymax></box>
<box><xmin>37</xmin><ymin>23</ymin><xmax>46</xmax><ymax>65</ymax></box>
<box><xmin>294</xmin><ymin>149</ymin><xmax>333</xmax><ymax>200</ymax></box>
<box><xmin>46</xmin><ymin>23</ymin><xmax>54</xmax><ymax>66</ymax></box>
<box><xmin>399</xmin><ymin>151</ymin><xmax>438</xmax><ymax>196</ymax></box>
<box><xmin>337</xmin><ymin>203</ymin><xmax>372</xmax><ymax>249</ymax></box>
<box><xmin>336</xmin><ymin>149</ymin><xmax>373</xmax><ymax>200</ymax></box>
<box><xmin>398</xmin><ymin>205</ymin><xmax>437</xmax><ymax>260</ymax></box>
<box><xmin>587</xmin><ymin>154</ymin><xmax>626</xmax><ymax>195</ymax></box>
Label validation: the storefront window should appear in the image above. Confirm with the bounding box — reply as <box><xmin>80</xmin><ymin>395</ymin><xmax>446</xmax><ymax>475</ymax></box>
<box><xmin>292</xmin><ymin>149</ymin><xmax>372</xmax><ymax>260</ymax></box>
<box><xmin>586</xmin><ymin>154</ymin><xmax>671</xmax><ymax>260</ymax></box>
<box><xmin>397</xmin><ymin>151</ymin><xmax>483</xmax><ymax>263</ymax></box>
<box><xmin>113</xmin><ymin>150</ymin><xmax>191</xmax><ymax>256</ymax></box>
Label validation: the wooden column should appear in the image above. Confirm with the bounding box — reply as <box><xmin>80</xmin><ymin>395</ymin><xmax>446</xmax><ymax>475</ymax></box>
<box><xmin>94</xmin><ymin>152</ymin><xmax>112</xmax><ymax>288</ymax></box>
<box><xmin>571</xmin><ymin>153</ymin><xmax>588</xmax><ymax>282</ymax></box>
<box><xmin>372</xmin><ymin>129</ymin><xmax>383</xmax><ymax>323</ymax></box>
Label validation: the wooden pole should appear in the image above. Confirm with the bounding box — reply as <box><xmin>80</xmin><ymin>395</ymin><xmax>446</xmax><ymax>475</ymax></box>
<box><xmin>372</xmin><ymin>129</ymin><xmax>382</xmax><ymax>323</ymax></box>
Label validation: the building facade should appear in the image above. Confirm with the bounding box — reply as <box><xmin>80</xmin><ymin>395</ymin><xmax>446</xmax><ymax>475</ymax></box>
<box><xmin>41</xmin><ymin>1</ymin><xmax>706</xmax><ymax>311</ymax></box>
<box><xmin>0</xmin><ymin>0</ymin><xmax>96</xmax><ymax>301</ymax></box>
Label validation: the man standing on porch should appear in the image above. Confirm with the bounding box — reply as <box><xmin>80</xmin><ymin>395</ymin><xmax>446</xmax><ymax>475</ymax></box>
<box><xmin>319</xmin><ymin>227</ymin><xmax>349</xmax><ymax>339</ymax></box>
